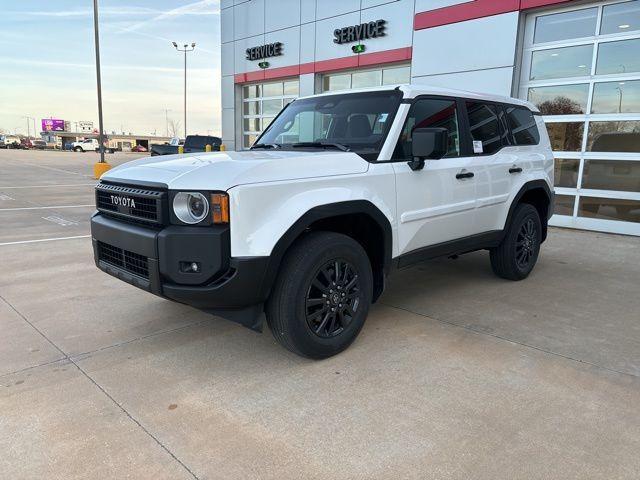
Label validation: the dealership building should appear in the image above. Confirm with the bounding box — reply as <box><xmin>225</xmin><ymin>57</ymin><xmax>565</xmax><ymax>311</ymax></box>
<box><xmin>220</xmin><ymin>0</ymin><xmax>640</xmax><ymax>235</ymax></box>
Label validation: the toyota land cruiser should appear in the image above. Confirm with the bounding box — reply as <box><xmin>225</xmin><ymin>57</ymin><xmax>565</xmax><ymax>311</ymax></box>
<box><xmin>91</xmin><ymin>85</ymin><xmax>554</xmax><ymax>359</ymax></box>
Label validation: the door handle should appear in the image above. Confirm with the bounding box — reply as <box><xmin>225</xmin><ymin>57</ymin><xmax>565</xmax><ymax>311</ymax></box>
<box><xmin>456</xmin><ymin>171</ymin><xmax>474</xmax><ymax>180</ymax></box>
<box><xmin>509</xmin><ymin>167</ymin><xmax>523</xmax><ymax>174</ymax></box>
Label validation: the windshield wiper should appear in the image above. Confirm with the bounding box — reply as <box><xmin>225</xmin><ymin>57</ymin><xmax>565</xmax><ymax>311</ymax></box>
<box><xmin>290</xmin><ymin>142</ymin><xmax>350</xmax><ymax>152</ymax></box>
<box><xmin>251</xmin><ymin>143</ymin><xmax>281</xmax><ymax>150</ymax></box>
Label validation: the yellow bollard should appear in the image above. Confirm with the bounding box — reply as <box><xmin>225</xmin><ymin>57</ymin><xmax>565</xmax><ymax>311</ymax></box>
<box><xmin>219</xmin><ymin>144</ymin><xmax>226</xmax><ymax>152</ymax></box>
<box><xmin>178</xmin><ymin>145</ymin><xmax>184</xmax><ymax>154</ymax></box>
<box><xmin>93</xmin><ymin>162</ymin><xmax>111</xmax><ymax>179</ymax></box>
<box><xmin>205</xmin><ymin>144</ymin><xmax>212</xmax><ymax>152</ymax></box>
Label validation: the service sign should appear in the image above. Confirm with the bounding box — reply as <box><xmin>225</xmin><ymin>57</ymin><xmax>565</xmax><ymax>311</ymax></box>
<box><xmin>333</xmin><ymin>19</ymin><xmax>386</xmax><ymax>44</ymax></box>
<box><xmin>246</xmin><ymin>42</ymin><xmax>283</xmax><ymax>61</ymax></box>
<box><xmin>41</xmin><ymin>118</ymin><xmax>65</xmax><ymax>132</ymax></box>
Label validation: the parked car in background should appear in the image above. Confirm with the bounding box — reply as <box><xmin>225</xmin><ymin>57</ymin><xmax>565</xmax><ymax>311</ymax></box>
<box><xmin>32</xmin><ymin>140</ymin><xmax>47</xmax><ymax>150</ymax></box>
<box><xmin>150</xmin><ymin>135</ymin><xmax>221</xmax><ymax>156</ymax></box>
<box><xmin>71</xmin><ymin>138</ymin><xmax>115</xmax><ymax>153</ymax></box>
<box><xmin>131</xmin><ymin>144</ymin><xmax>148</xmax><ymax>153</ymax></box>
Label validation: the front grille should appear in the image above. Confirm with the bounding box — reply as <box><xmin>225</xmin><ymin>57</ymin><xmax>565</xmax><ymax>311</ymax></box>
<box><xmin>95</xmin><ymin>182</ymin><xmax>166</xmax><ymax>226</ymax></box>
<box><xmin>97</xmin><ymin>241</ymin><xmax>149</xmax><ymax>278</ymax></box>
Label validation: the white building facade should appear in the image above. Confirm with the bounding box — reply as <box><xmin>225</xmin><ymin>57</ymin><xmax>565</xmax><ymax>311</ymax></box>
<box><xmin>220</xmin><ymin>0</ymin><xmax>640</xmax><ymax>235</ymax></box>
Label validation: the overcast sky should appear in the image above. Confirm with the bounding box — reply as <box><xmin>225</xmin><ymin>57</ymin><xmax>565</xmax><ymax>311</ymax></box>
<box><xmin>0</xmin><ymin>0</ymin><xmax>221</xmax><ymax>137</ymax></box>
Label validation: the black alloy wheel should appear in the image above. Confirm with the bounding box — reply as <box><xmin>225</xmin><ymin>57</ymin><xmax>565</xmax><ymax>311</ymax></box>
<box><xmin>305</xmin><ymin>259</ymin><xmax>361</xmax><ymax>338</ymax></box>
<box><xmin>515</xmin><ymin>217</ymin><xmax>538</xmax><ymax>270</ymax></box>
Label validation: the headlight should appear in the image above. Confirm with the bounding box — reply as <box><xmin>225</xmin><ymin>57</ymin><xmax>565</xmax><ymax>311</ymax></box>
<box><xmin>173</xmin><ymin>192</ymin><xmax>209</xmax><ymax>224</ymax></box>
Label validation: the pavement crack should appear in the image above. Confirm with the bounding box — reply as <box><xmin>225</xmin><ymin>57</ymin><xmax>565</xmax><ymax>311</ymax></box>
<box><xmin>0</xmin><ymin>294</ymin><xmax>201</xmax><ymax>480</ymax></box>
<box><xmin>380</xmin><ymin>301</ymin><xmax>640</xmax><ymax>380</ymax></box>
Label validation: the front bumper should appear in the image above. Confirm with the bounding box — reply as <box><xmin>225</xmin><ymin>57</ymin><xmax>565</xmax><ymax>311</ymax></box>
<box><xmin>91</xmin><ymin>214</ymin><xmax>270</xmax><ymax>329</ymax></box>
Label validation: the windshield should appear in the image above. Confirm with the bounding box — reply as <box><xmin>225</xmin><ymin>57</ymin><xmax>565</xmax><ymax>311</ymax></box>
<box><xmin>254</xmin><ymin>90</ymin><xmax>402</xmax><ymax>160</ymax></box>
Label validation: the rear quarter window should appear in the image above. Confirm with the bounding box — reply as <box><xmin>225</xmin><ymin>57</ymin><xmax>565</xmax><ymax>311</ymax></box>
<box><xmin>505</xmin><ymin>106</ymin><xmax>540</xmax><ymax>146</ymax></box>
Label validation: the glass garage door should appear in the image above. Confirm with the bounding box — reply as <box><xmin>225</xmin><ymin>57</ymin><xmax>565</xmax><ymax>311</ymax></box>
<box><xmin>242</xmin><ymin>79</ymin><xmax>299</xmax><ymax>149</ymax></box>
<box><xmin>520</xmin><ymin>0</ymin><xmax>640</xmax><ymax>235</ymax></box>
<box><xmin>322</xmin><ymin>65</ymin><xmax>411</xmax><ymax>92</ymax></box>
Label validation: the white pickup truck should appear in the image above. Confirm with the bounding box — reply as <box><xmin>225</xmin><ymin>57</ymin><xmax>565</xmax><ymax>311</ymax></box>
<box><xmin>91</xmin><ymin>85</ymin><xmax>554</xmax><ymax>358</ymax></box>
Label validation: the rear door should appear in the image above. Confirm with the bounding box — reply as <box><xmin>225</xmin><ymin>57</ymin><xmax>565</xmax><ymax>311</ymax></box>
<box><xmin>392</xmin><ymin>96</ymin><xmax>479</xmax><ymax>255</ymax></box>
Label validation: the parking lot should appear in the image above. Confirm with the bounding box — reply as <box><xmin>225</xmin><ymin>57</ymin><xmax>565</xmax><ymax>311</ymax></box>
<box><xmin>1</xmin><ymin>149</ymin><xmax>640</xmax><ymax>479</ymax></box>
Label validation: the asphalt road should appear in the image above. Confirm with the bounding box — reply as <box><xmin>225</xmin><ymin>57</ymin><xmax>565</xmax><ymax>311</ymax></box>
<box><xmin>1</xmin><ymin>149</ymin><xmax>640</xmax><ymax>479</ymax></box>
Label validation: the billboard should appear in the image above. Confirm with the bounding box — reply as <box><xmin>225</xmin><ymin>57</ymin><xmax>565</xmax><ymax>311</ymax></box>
<box><xmin>78</xmin><ymin>121</ymin><xmax>93</xmax><ymax>133</ymax></box>
<box><xmin>41</xmin><ymin>118</ymin><xmax>65</xmax><ymax>132</ymax></box>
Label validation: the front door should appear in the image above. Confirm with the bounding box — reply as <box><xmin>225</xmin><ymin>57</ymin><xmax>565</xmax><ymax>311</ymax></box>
<box><xmin>392</xmin><ymin>97</ymin><xmax>479</xmax><ymax>256</ymax></box>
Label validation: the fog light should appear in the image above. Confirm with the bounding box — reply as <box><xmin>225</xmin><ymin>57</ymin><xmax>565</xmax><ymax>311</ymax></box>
<box><xmin>180</xmin><ymin>261</ymin><xmax>201</xmax><ymax>273</ymax></box>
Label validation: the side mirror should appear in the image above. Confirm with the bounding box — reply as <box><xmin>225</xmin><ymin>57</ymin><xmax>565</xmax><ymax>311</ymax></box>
<box><xmin>408</xmin><ymin>127</ymin><xmax>448</xmax><ymax>171</ymax></box>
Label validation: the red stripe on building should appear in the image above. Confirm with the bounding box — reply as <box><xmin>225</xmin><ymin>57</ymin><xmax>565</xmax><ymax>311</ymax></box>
<box><xmin>234</xmin><ymin>47</ymin><xmax>412</xmax><ymax>84</ymax></box>
<box><xmin>414</xmin><ymin>0</ymin><xmax>575</xmax><ymax>30</ymax></box>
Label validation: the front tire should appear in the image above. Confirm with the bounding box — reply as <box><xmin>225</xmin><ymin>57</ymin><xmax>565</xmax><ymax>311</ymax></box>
<box><xmin>490</xmin><ymin>203</ymin><xmax>542</xmax><ymax>280</ymax></box>
<box><xmin>266</xmin><ymin>232</ymin><xmax>373</xmax><ymax>359</ymax></box>
<box><xmin>73</xmin><ymin>146</ymin><xmax>83</xmax><ymax>152</ymax></box>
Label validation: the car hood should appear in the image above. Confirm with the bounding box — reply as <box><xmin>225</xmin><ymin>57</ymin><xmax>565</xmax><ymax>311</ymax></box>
<box><xmin>101</xmin><ymin>150</ymin><xmax>370</xmax><ymax>190</ymax></box>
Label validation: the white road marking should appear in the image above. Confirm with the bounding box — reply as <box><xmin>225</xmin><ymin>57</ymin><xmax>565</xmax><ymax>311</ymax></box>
<box><xmin>0</xmin><ymin>235</ymin><xmax>90</xmax><ymax>247</ymax></box>
<box><xmin>42</xmin><ymin>215</ymin><xmax>79</xmax><ymax>226</ymax></box>
<box><xmin>0</xmin><ymin>183</ymin><xmax>96</xmax><ymax>189</ymax></box>
<box><xmin>0</xmin><ymin>204</ymin><xmax>94</xmax><ymax>211</ymax></box>
<box><xmin>0</xmin><ymin>194</ymin><xmax>14</xmax><ymax>200</ymax></box>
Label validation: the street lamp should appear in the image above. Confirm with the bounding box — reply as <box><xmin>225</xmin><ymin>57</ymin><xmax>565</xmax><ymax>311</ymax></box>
<box><xmin>172</xmin><ymin>41</ymin><xmax>196</xmax><ymax>139</ymax></box>
<box><xmin>163</xmin><ymin>108</ymin><xmax>171</xmax><ymax>137</ymax></box>
<box><xmin>92</xmin><ymin>0</ymin><xmax>108</xmax><ymax>173</ymax></box>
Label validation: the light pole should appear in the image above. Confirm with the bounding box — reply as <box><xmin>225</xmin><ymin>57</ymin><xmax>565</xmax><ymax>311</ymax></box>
<box><xmin>22</xmin><ymin>116</ymin><xmax>33</xmax><ymax>139</ymax></box>
<box><xmin>616</xmin><ymin>83</ymin><xmax>624</xmax><ymax>114</ymax></box>
<box><xmin>172</xmin><ymin>42</ymin><xmax>196</xmax><ymax>139</ymax></box>
<box><xmin>92</xmin><ymin>0</ymin><xmax>106</xmax><ymax>165</ymax></box>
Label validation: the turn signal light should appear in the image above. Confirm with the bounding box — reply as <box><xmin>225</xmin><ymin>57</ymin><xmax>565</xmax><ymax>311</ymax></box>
<box><xmin>210</xmin><ymin>193</ymin><xmax>229</xmax><ymax>224</ymax></box>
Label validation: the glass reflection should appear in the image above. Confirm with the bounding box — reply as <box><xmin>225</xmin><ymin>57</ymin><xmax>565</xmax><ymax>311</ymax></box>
<box><xmin>545</xmin><ymin>122</ymin><xmax>584</xmax><ymax>151</ymax></box>
<box><xmin>323</xmin><ymin>74</ymin><xmax>351</xmax><ymax>92</ymax></box>
<box><xmin>587</xmin><ymin>121</ymin><xmax>640</xmax><ymax>152</ymax></box>
<box><xmin>600</xmin><ymin>0</ymin><xmax>640</xmax><ymax>35</ymax></box>
<box><xmin>554</xmin><ymin>159</ymin><xmax>580</xmax><ymax>187</ymax></box>
<box><xmin>583</xmin><ymin>160</ymin><xmax>640</xmax><ymax>192</ymax></box>
<box><xmin>596</xmin><ymin>38</ymin><xmax>640</xmax><ymax>75</ymax></box>
<box><xmin>262</xmin><ymin>82</ymin><xmax>283</xmax><ymax>97</ymax></box>
<box><xmin>528</xmin><ymin>84</ymin><xmax>589</xmax><ymax>114</ymax></box>
<box><xmin>382</xmin><ymin>66</ymin><xmax>411</xmax><ymax>85</ymax></box>
<box><xmin>554</xmin><ymin>195</ymin><xmax>575</xmax><ymax>216</ymax></box>
<box><xmin>530</xmin><ymin>45</ymin><xmax>593</xmax><ymax>80</ymax></box>
<box><xmin>352</xmin><ymin>70</ymin><xmax>382</xmax><ymax>89</ymax></box>
<box><xmin>592</xmin><ymin>80</ymin><xmax>640</xmax><ymax>113</ymax></box>
<box><xmin>283</xmin><ymin>80</ymin><xmax>299</xmax><ymax>96</ymax></box>
<box><xmin>534</xmin><ymin>7</ymin><xmax>597</xmax><ymax>43</ymax></box>
<box><xmin>579</xmin><ymin>197</ymin><xmax>640</xmax><ymax>223</ymax></box>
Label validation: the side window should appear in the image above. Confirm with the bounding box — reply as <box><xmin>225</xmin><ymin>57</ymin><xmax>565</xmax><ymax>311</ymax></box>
<box><xmin>392</xmin><ymin>98</ymin><xmax>460</xmax><ymax>160</ymax></box>
<box><xmin>465</xmin><ymin>101</ymin><xmax>507</xmax><ymax>155</ymax></box>
<box><xmin>505</xmin><ymin>106</ymin><xmax>540</xmax><ymax>145</ymax></box>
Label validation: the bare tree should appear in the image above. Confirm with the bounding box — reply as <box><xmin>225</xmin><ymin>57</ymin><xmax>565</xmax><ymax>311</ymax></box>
<box><xmin>168</xmin><ymin>119</ymin><xmax>182</xmax><ymax>138</ymax></box>
<box><xmin>537</xmin><ymin>96</ymin><xmax>583</xmax><ymax>115</ymax></box>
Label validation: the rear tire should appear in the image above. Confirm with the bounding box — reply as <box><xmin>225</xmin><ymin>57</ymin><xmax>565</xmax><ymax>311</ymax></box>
<box><xmin>73</xmin><ymin>146</ymin><xmax>83</xmax><ymax>152</ymax></box>
<box><xmin>490</xmin><ymin>203</ymin><xmax>542</xmax><ymax>281</ymax></box>
<box><xmin>266</xmin><ymin>232</ymin><xmax>373</xmax><ymax>359</ymax></box>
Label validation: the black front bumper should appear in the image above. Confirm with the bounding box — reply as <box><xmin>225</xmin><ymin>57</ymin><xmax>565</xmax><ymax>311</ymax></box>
<box><xmin>91</xmin><ymin>214</ymin><xmax>270</xmax><ymax>329</ymax></box>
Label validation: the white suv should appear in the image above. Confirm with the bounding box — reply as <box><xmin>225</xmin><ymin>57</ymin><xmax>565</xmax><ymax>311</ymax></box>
<box><xmin>91</xmin><ymin>85</ymin><xmax>554</xmax><ymax>358</ymax></box>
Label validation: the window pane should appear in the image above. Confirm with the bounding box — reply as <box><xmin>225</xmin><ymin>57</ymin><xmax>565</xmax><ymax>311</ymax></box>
<box><xmin>505</xmin><ymin>106</ymin><xmax>540</xmax><ymax>145</ymax></box>
<box><xmin>283</xmin><ymin>80</ymin><xmax>299</xmax><ymax>96</ymax></box>
<box><xmin>596</xmin><ymin>38</ymin><xmax>640</xmax><ymax>75</ymax></box>
<box><xmin>579</xmin><ymin>197</ymin><xmax>640</xmax><ymax>223</ymax></box>
<box><xmin>243</xmin><ymin>84</ymin><xmax>260</xmax><ymax>99</ymax></box>
<box><xmin>530</xmin><ymin>45</ymin><xmax>593</xmax><ymax>80</ymax></box>
<box><xmin>587</xmin><ymin>121</ymin><xmax>640</xmax><ymax>152</ymax></box>
<box><xmin>243</xmin><ymin>101</ymin><xmax>260</xmax><ymax>115</ymax></box>
<box><xmin>534</xmin><ymin>8</ymin><xmax>598</xmax><ymax>43</ymax></box>
<box><xmin>582</xmin><ymin>160</ymin><xmax>640</xmax><ymax>191</ymax></box>
<box><xmin>528</xmin><ymin>84</ymin><xmax>589</xmax><ymax>114</ymax></box>
<box><xmin>592</xmin><ymin>80</ymin><xmax>640</xmax><ymax>113</ymax></box>
<box><xmin>554</xmin><ymin>158</ymin><xmax>580</xmax><ymax>187</ymax></box>
<box><xmin>261</xmin><ymin>116</ymin><xmax>275</xmax><ymax>130</ymax></box>
<box><xmin>262</xmin><ymin>82</ymin><xmax>283</xmax><ymax>97</ymax></box>
<box><xmin>243</xmin><ymin>118</ymin><xmax>260</xmax><ymax>132</ymax></box>
<box><xmin>600</xmin><ymin>0</ymin><xmax>640</xmax><ymax>35</ymax></box>
<box><xmin>554</xmin><ymin>194</ymin><xmax>575</xmax><ymax>215</ymax></box>
<box><xmin>243</xmin><ymin>134</ymin><xmax>257</xmax><ymax>148</ymax></box>
<box><xmin>352</xmin><ymin>70</ymin><xmax>382</xmax><ymax>89</ymax></box>
<box><xmin>262</xmin><ymin>99</ymin><xmax>283</xmax><ymax>115</ymax></box>
<box><xmin>323</xmin><ymin>74</ymin><xmax>350</xmax><ymax>92</ymax></box>
<box><xmin>546</xmin><ymin>122</ymin><xmax>584</xmax><ymax>151</ymax></box>
<box><xmin>382</xmin><ymin>66</ymin><xmax>410</xmax><ymax>85</ymax></box>
<box><xmin>466</xmin><ymin>102</ymin><xmax>504</xmax><ymax>154</ymax></box>
<box><xmin>392</xmin><ymin>98</ymin><xmax>460</xmax><ymax>159</ymax></box>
